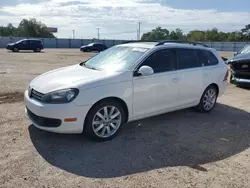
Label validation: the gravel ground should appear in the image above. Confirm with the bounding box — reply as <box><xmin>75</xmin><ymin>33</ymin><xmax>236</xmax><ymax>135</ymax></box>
<box><xmin>0</xmin><ymin>49</ymin><xmax>250</xmax><ymax>188</ymax></box>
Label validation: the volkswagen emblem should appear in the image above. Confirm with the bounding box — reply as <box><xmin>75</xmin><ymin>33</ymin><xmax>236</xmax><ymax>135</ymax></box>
<box><xmin>241</xmin><ymin>64</ymin><xmax>248</xmax><ymax>68</ymax></box>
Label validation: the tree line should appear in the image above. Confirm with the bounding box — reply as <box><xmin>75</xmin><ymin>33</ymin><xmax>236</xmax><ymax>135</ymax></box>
<box><xmin>1</xmin><ymin>18</ymin><xmax>249</xmax><ymax>42</ymax></box>
<box><xmin>0</xmin><ymin>18</ymin><xmax>55</xmax><ymax>38</ymax></box>
<box><xmin>141</xmin><ymin>25</ymin><xmax>250</xmax><ymax>42</ymax></box>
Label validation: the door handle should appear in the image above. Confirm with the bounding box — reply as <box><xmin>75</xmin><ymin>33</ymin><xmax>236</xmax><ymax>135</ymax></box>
<box><xmin>172</xmin><ymin>78</ymin><xmax>180</xmax><ymax>83</ymax></box>
<box><xmin>204</xmin><ymin>73</ymin><xmax>209</xmax><ymax>77</ymax></box>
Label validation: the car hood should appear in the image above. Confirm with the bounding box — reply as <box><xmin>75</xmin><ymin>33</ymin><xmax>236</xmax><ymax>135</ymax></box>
<box><xmin>29</xmin><ymin>64</ymin><xmax>119</xmax><ymax>93</ymax></box>
<box><xmin>7</xmin><ymin>43</ymin><xmax>15</xmax><ymax>46</ymax></box>
<box><xmin>80</xmin><ymin>45</ymin><xmax>87</xmax><ymax>48</ymax></box>
<box><xmin>229</xmin><ymin>53</ymin><xmax>250</xmax><ymax>62</ymax></box>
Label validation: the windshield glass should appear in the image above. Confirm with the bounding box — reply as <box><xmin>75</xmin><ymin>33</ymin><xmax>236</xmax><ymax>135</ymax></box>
<box><xmin>87</xmin><ymin>43</ymin><xmax>94</xmax><ymax>46</ymax></box>
<box><xmin>83</xmin><ymin>46</ymin><xmax>148</xmax><ymax>71</ymax></box>
<box><xmin>240</xmin><ymin>45</ymin><xmax>250</xmax><ymax>54</ymax></box>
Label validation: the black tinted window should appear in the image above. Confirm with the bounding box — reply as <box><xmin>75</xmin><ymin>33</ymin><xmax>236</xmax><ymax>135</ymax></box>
<box><xmin>141</xmin><ymin>49</ymin><xmax>177</xmax><ymax>73</ymax></box>
<box><xmin>21</xmin><ymin>40</ymin><xmax>28</xmax><ymax>44</ymax></box>
<box><xmin>177</xmin><ymin>49</ymin><xmax>200</xmax><ymax>69</ymax></box>
<box><xmin>197</xmin><ymin>50</ymin><xmax>218</xmax><ymax>66</ymax></box>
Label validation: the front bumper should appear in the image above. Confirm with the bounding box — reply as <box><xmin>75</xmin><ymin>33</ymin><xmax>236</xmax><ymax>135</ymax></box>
<box><xmin>24</xmin><ymin>90</ymin><xmax>91</xmax><ymax>134</ymax></box>
<box><xmin>233</xmin><ymin>78</ymin><xmax>250</xmax><ymax>85</ymax></box>
<box><xmin>6</xmin><ymin>46</ymin><xmax>13</xmax><ymax>50</ymax></box>
<box><xmin>231</xmin><ymin>70</ymin><xmax>250</xmax><ymax>85</ymax></box>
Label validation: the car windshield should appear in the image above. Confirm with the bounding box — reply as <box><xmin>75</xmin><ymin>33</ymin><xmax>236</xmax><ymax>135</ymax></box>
<box><xmin>87</xmin><ymin>43</ymin><xmax>95</xmax><ymax>46</ymax></box>
<box><xmin>239</xmin><ymin>45</ymin><xmax>250</xmax><ymax>54</ymax></box>
<box><xmin>82</xmin><ymin>46</ymin><xmax>148</xmax><ymax>71</ymax></box>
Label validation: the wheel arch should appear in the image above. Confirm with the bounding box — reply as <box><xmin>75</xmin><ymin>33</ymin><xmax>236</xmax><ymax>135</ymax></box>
<box><xmin>83</xmin><ymin>96</ymin><xmax>129</xmax><ymax>132</ymax></box>
<box><xmin>208</xmin><ymin>83</ymin><xmax>219</xmax><ymax>95</ymax></box>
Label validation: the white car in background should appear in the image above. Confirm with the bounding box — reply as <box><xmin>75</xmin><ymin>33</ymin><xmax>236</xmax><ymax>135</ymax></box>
<box><xmin>25</xmin><ymin>41</ymin><xmax>228</xmax><ymax>141</ymax></box>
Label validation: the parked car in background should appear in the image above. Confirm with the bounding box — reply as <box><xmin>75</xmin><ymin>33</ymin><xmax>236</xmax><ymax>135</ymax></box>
<box><xmin>6</xmin><ymin>39</ymin><xmax>44</xmax><ymax>52</ymax></box>
<box><xmin>25</xmin><ymin>40</ymin><xmax>228</xmax><ymax>141</ymax></box>
<box><xmin>226</xmin><ymin>44</ymin><xmax>250</xmax><ymax>86</ymax></box>
<box><xmin>233</xmin><ymin>44</ymin><xmax>250</xmax><ymax>56</ymax></box>
<box><xmin>80</xmin><ymin>43</ymin><xmax>107</xmax><ymax>52</ymax></box>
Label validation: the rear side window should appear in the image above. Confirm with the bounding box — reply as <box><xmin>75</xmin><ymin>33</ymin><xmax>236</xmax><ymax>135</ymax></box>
<box><xmin>177</xmin><ymin>49</ymin><xmax>200</xmax><ymax>69</ymax></box>
<box><xmin>141</xmin><ymin>49</ymin><xmax>177</xmax><ymax>73</ymax></box>
<box><xmin>197</xmin><ymin>50</ymin><xmax>219</xmax><ymax>66</ymax></box>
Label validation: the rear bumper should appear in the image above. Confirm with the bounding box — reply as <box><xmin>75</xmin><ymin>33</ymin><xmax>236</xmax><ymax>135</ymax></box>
<box><xmin>218</xmin><ymin>81</ymin><xmax>228</xmax><ymax>97</ymax></box>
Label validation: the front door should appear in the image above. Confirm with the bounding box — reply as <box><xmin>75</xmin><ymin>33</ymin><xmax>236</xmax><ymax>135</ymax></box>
<box><xmin>132</xmin><ymin>49</ymin><xmax>180</xmax><ymax>118</ymax></box>
<box><xmin>18</xmin><ymin>40</ymin><xmax>29</xmax><ymax>50</ymax></box>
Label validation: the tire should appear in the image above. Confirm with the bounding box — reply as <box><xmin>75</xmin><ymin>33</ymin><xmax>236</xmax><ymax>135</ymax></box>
<box><xmin>13</xmin><ymin>48</ymin><xmax>19</xmax><ymax>52</ymax></box>
<box><xmin>196</xmin><ymin>85</ymin><xmax>218</xmax><ymax>113</ymax></box>
<box><xmin>84</xmin><ymin>100</ymin><xmax>126</xmax><ymax>141</ymax></box>
<box><xmin>34</xmin><ymin>48</ymin><xmax>41</xmax><ymax>52</ymax></box>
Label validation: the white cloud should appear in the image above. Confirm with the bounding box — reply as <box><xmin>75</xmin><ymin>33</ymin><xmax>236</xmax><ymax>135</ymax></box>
<box><xmin>0</xmin><ymin>0</ymin><xmax>249</xmax><ymax>39</ymax></box>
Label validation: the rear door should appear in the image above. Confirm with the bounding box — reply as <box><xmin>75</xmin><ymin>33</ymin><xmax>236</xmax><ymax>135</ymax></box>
<box><xmin>177</xmin><ymin>48</ymin><xmax>203</xmax><ymax>105</ymax></box>
<box><xmin>28</xmin><ymin>40</ymin><xmax>36</xmax><ymax>50</ymax></box>
<box><xmin>197</xmin><ymin>49</ymin><xmax>219</xmax><ymax>87</ymax></box>
<box><xmin>133</xmin><ymin>49</ymin><xmax>181</xmax><ymax>117</ymax></box>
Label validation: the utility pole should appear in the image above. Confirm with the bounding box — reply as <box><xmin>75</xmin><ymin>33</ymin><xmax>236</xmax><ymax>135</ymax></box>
<box><xmin>97</xmin><ymin>28</ymin><xmax>100</xmax><ymax>39</ymax></box>
<box><xmin>72</xmin><ymin>30</ymin><xmax>75</xmax><ymax>39</ymax></box>
<box><xmin>138</xmin><ymin>21</ymin><xmax>141</xmax><ymax>40</ymax></box>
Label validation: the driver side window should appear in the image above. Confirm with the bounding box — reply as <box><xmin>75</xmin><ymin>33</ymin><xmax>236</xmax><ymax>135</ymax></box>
<box><xmin>140</xmin><ymin>49</ymin><xmax>177</xmax><ymax>73</ymax></box>
<box><xmin>21</xmin><ymin>40</ymin><xmax>28</xmax><ymax>45</ymax></box>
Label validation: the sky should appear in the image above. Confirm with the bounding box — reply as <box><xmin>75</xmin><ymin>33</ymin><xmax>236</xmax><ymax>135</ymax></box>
<box><xmin>0</xmin><ymin>0</ymin><xmax>249</xmax><ymax>39</ymax></box>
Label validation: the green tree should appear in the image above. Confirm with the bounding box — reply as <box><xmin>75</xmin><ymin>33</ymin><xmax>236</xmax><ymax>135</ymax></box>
<box><xmin>0</xmin><ymin>18</ymin><xmax>55</xmax><ymax>38</ymax></box>
<box><xmin>141</xmin><ymin>27</ymin><xmax>170</xmax><ymax>41</ymax></box>
<box><xmin>169</xmin><ymin>28</ymin><xmax>186</xmax><ymax>40</ymax></box>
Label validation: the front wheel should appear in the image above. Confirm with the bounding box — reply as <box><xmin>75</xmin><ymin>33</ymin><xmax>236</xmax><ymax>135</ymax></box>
<box><xmin>84</xmin><ymin>100</ymin><xmax>126</xmax><ymax>141</ymax></box>
<box><xmin>13</xmin><ymin>47</ymin><xmax>19</xmax><ymax>52</ymax></box>
<box><xmin>196</xmin><ymin>85</ymin><xmax>218</xmax><ymax>113</ymax></box>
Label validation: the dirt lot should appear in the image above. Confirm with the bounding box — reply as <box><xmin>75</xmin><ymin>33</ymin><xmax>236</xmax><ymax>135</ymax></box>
<box><xmin>0</xmin><ymin>49</ymin><xmax>250</xmax><ymax>188</ymax></box>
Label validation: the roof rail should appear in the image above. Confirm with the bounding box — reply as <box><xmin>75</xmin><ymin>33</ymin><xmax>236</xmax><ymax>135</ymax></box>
<box><xmin>121</xmin><ymin>40</ymin><xmax>157</xmax><ymax>44</ymax></box>
<box><xmin>155</xmin><ymin>40</ymin><xmax>208</xmax><ymax>47</ymax></box>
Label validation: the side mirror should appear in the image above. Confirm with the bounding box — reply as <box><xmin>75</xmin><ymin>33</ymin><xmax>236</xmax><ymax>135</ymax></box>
<box><xmin>234</xmin><ymin>52</ymin><xmax>238</xmax><ymax>56</ymax></box>
<box><xmin>137</xmin><ymin>65</ymin><xmax>154</xmax><ymax>76</ymax></box>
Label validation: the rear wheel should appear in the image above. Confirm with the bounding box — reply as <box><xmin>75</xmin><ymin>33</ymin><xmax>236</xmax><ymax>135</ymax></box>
<box><xmin>196</xmin><ymin>85</ymin><xmax>218</xmax><ymax>113</ymax></box>
<box><xmin>34</xmin><ymin>48</ymin><xmax>41</xmax><ymax>52</ymax></box>
<box><xmin>84</xmin><ymin>100</ymin><xmax>126</xmax><ymax>141</ymax></box>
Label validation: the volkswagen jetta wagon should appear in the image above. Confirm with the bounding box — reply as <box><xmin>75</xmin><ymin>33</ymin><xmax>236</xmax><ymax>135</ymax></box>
<box><xmin>25</xmin><ymin>41</ymin><xmax>228</xmax><ymax>141</ymax></box>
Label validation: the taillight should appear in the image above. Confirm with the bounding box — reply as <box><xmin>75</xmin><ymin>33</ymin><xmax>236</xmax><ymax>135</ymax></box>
<box><xmin>223</xmin><ymin>69</ymin><xmax>229</xmax><ymax>81</ymax></box>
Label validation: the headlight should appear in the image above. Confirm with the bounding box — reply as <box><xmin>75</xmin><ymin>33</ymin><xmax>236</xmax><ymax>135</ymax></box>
<box><xmin>41</xmin><ymin>88</ymin><xmax>79</xmax><ymax>104</ymax></box>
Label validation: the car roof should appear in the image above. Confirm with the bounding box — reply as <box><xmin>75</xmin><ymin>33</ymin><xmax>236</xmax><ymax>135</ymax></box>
<box><xmin>89</xmin><ymin>42</ymin><xmax>104</xmax><ymax>45</ymax></box>
<box><xmin>118</xmin><ymin>42</ymin><xmax>158</xmax><ymax>49</ymax></box>
<box><xmin>118</xmin><ymin>42</ymin><xmax>210</xmax><ymax>50</ymax></box>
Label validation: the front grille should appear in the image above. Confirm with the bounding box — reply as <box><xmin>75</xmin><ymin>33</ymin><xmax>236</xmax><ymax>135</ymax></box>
<box><xmin>231</xmin><ymin>60</ymin><xmax>250</xmax><ymax>71</ymax></box>
<box><xmin>234</xmin><ymin>74</ymin><xmax>250</xmax><ymax>79</ymax></box>
<box><xmin>27</xmin><ymin>108</ymin><xmax>62</xmax><ymax>127</ymax></box>
<box><xmin>30</xmin><ymin>89</ymin><xmax>44</xmax><ymax>101</ymax></box>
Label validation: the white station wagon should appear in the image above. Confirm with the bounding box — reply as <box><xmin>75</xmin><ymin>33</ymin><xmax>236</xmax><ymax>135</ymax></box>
<box><xmin>25</xmin><ymin>41</ymin><xmax>228</xmax><ymax>141</ymax></box>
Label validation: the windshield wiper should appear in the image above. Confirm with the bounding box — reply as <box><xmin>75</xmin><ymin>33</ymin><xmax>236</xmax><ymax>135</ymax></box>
<box><xmin>80</xmin><ymin>63</ymin><xmax>99</xmax><ymax>71</ymax></box>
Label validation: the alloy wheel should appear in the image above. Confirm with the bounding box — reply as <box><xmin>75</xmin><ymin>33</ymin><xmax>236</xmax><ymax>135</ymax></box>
<box><xmin>203</xmin><ymin>88</ymin><xmax>217</xmax><ymax>111</ymax></box>
<box><xmin>92</xmin><ymin>106</ymin><xmax>122</xmax><ymax>138</ymax></box>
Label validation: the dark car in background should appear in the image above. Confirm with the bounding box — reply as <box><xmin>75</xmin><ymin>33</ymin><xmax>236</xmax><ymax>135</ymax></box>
<box><xmin>226</xmin><ymin>44</ymin><xmax>250</xmax><ymax>86</ymax></box>
<box><xmin>6</xmin><ymin>39</ymin><xmax>44</xmax><ymax>52</ymax></box>
<box><xmin>80</xmin><ymin>43</ymin><xmax>107</xmax><ymax>52</ymax></box>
